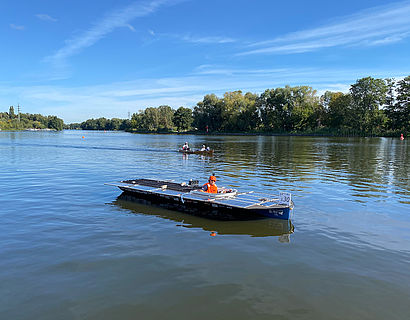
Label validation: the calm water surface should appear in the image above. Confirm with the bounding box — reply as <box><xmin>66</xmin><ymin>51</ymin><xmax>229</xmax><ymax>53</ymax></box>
<box><xmin>1</xmin><ymin>131</ymin><xmax>409</xmax><ymax>320</ymax></box>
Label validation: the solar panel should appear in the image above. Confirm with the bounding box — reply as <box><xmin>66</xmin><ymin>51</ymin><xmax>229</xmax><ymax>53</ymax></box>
<box><xmin>155</xmin><ymin>189</ymin><xmax>182</xmax><ymax>196</ymax></box>
<box><xmin>235</xmin><ymin>194</ymin><xmax>265</xmax><ymax>200</ymax></box>
<box><xmin>128</xmin><ymin>185</ymin><xmax>159</xmax><ymax>192</ymax></box>
<box><xmin>260</xmin><ymin>201</ymin><xmax>280</xmax><ymax>207</ymax></box>
<box><xmin>235</xmin><ymin>194</ymin><xmax>273</xmax><ymax>202</ymax></box>
<box><xmin>250</xmin><ymin>192</ymin><xmax>277</xmax><ymax>198</ymax></box>
<box><xmin>181</xmin><ymin>194</ymin><xmax>212</xmax><ymax>201</ymax></box>
<box><xmin>214</xmin><ymin>199</ymin><xmax>258</xmax><ymax>208</ymax></box>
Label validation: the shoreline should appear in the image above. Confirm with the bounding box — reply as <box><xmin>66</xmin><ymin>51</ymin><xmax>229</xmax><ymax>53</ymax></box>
<box><xmin>3</xmin><ymin>128</ymin><xmax>405</xmax><ymax>138</ymax></box>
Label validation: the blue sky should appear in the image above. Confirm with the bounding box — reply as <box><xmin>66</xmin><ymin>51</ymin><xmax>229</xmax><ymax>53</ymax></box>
<box><xmin>1</xmin><ymin>0</ymin><xmax>410</xmax><ymax>123</ymax></box>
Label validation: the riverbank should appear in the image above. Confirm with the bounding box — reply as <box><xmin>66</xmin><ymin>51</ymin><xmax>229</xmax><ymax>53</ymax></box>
<box><xmin>125</xmin><ymin>128</ymin><xmax>406</xmax><ymax>138</ymax></box>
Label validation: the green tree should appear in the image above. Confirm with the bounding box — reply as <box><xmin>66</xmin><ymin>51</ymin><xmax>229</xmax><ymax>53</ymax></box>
<box><xmin>257</xmin><ymin>86</ymin><xmax>293</xmax><ymax>132</ymax></box>
<box><xmin>193</xmin><ymin>94</ymin><xmax>223</xmax><ymax>132</ymax></box>
<box><xmin>238</xmin><ymin>92</ymin><xmax>260</xmax><ymax>131</ymax></box>
<box><xmin>81</xmin><ymin>118</ymin><xmax>98</xmax><ymax>130</ymax></box>
<box><xmin>290</xmin><ymin>86</ymin><xmax>321</xmax><ymax>131</ymax></box>
<box><xmin>47</xmin><ymin>116</ymin><xmax>64</xmax><ymax>130</ymax></box>
<box><xmin>9</xmin><ymin>106</ymin><xmax>15</xmax><ymax>119</ymax></box>
<box><xmin>350</xmin><ymin>77</ymin><xmax>388</xmax><ymax>134</ymax></box>
<box><xmin>96</xmin><ymin>117</ymin><xmax>108</xmax><ymax>130</ymax></box>
<box><xmin>395</xmin><ymin>76</ymin><xmax>410</xmax><ymax>133</ymax></box>
<box><xmin>142</xmin><ymin>107</ymin><xmax>159</xmax><ymax>131</ymax></box>
<box><xmin>120</xmin><ymin>119</ymin><xmax>131</xmax><ymax>130</ymax></box>
<box><xmin>107</xmin><ymin>118</ymin><xmax>122</xmax><ymax>130</ymax></box>
<box><xmin>157</xmin><ymin>105</ymin><xmax>175</xmax><ymax>131</ymax></box>
<box><xmin>130</xmin><ymin>112</ymin><xmax>144</xmax><ymax>130</ymax></box>
<box><xmin>322</xmin><ymin>92</ymin><xmax>353</xmax><ymax>129</ymax></box>
<box><xmin>219</xmin><ymin>91</ymin><xmax>260</xmax><ymax>132</ymax></box>
<box><xmin>173</xmin><ymin>107</ymin><xmax>193</xmax><ymax>131</ymax></box>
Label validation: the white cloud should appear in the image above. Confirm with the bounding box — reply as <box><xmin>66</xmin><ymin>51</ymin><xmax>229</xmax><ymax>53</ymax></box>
<box><xmin>10</xmin><ymin>24</ymin><xmax>25</xmax><ymax>30</ymax></box>
<box><xmin>36</xmin><ymin>14</ymin><xmax>58</xmax><ymax>22</ymax></box>
<box><xmin>180</xmin><ymin>34</ymin><xmax>236</xmax><ymax>44</ymax></box>
<box><xmin>240</xmin><ymin>1</ymin><xmax>410</xmax><ymax>55</ymax></box>
<box><xmin>126</xmin><ymin>24</ymin><xmax>136</xmax><ymax>32</ymax></box>
<box><xmin>155</xmin><ymin>32</ymin><xmax>236</xmax><ymax>44</ymax></box>
<box><xmin>45</xmin><ymin>0</ymin><xmax>183</xmax><ymax>67</ymax></box>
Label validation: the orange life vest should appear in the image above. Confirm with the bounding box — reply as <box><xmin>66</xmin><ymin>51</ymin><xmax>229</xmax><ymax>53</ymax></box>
<box><xmin>203</xmin><ymin>183</ymin><xmax>217</xmax><ymax>193</ymax></box>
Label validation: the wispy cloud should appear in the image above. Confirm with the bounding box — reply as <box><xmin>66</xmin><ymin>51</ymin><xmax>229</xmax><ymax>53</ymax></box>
<box><xmin>126</xmin><ymin>24</ymin><xmax>136</xmax><ymax>32</ymax></box>
<box><xmin>154</xmin><ymin>32</ymin><xmax>236</xmax><ymax>44</ymax></box>
<box><xmin>240</xmin><ymin>1</ymin><xmax>410</xmax><ymax>55</ymax></box>
<box><xmin>193</xmin><ymin>65</ymin><xmax>288</xmax><ymax>75</ymax></box>
<box><xmin>10</xmin><ymin>24</ymin><xmax>24</xmax><ymax>30</ymax></box>
<box><xmin>36</xmin><ymin>14</ymin><xmax>58</xmax><ymax>22</ymax></box>
<box><xmin>45</xmin><ymin>0</ymin><xmax>183</xmax><ymax>67</ymax></box>
<box><xmin>180</xmin><ymin>34</ymin><xmax>236</xmax><ymax>44</ymax></box>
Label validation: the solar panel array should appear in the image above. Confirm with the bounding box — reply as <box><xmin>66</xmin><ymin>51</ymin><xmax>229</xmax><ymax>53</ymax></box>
<box><xmin>116</xmin><ymin>180</ymin><xmax>284</xmax><ymax>209</ymax></box>
<box><xmin>213</xmin><ymin>198</ymin><xmax>257</xmax><ymax>208</ymax></box>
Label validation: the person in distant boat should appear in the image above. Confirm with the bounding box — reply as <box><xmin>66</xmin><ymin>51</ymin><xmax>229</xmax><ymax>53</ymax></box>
<box><xmin>182</xmin><ymin>142</ymin><xmax>190</xmax><ymax>150</ymax></box>
<box><xmin>202</xmin><ymin>175</ymin><xmax>217</xmax><ymax>193</ymax></box>
<box><xmin>200</xmin><ymin>144</ymin><xmax>206</xmax><ymax>151</ymax></box>
<box><xmin>206</xmin><ymin>146</ymin><xmax>210</xmax><ymax>151</ymax></box>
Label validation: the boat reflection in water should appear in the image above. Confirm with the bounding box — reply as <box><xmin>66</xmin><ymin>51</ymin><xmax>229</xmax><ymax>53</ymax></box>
<box><xmin>112</xmin><ymin>193</ymin><xmax>294</xmax><ymax>242</ymax></box>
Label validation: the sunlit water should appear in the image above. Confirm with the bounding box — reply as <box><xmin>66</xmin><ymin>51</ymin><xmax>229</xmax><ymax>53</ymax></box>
<box><xmin>1</xmin><ymin>130</ymin><xmax>409</xmax><ymax>319</ymax></box>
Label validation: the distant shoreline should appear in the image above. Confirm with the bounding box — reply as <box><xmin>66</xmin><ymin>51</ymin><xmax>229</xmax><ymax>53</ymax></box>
<box><xmin>62</xmin><ymin>129</ymin><xmax>404</xmax><ymax>138</ymax></box>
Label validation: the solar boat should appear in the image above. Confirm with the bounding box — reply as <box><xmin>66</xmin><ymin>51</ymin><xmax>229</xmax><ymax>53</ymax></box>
<box><xmin>106</xmin><ymin>178</ymin><xmax>294</xmax><ymax>220</ymax></box>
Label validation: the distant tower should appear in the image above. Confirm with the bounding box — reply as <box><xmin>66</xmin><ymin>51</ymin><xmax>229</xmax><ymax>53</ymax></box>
<box><xmin>17</xmin><ymin>104</ymin><xmax>20</xmax><ymax>122</ymax></box>
<box><xmin>128</xmin><ymin>111</ymin><xmax>130</xmax><ymax>120</ymax></box>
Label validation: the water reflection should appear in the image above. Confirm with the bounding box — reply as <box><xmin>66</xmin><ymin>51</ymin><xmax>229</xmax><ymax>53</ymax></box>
<box><xmin>111</xmin><ymin>193</ymin><xmax>294</xmax><ymax>241</ymax></box>
<box><xmin>205</xmin><ymin>136</ymin><xmax>409</xmax><ymax>203</ymax></box>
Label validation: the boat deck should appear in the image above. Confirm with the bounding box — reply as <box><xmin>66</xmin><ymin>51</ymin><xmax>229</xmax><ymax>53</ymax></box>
<box><xmin>114</xmin><ymin>179</ymin><xmax>289</xmax><ymax>209</ymax></box>
<box><xmin>122</xmin><ymin>178</ymin><xmax>200</xmax><ymax>193</ymax></box>
<box><xmin>106</xmin><ymin>178</ymin><xmax>293</xmax><ymax>220</ymax></box>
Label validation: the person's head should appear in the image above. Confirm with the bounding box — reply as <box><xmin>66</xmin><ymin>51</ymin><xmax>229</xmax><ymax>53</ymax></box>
<box><xmin>185</xmin><ymin>142</ymin><xmax>188</xmax><ymax>144</ymax></box>
<box><xmin>209</xmin><ymin>175</ymin><xmax>216</xmax><ymax>184</ymax></box>
<box><xmin>203</xmin><ymin>145</ymin><xmax>206</xmax><ymax>147</ymax></box>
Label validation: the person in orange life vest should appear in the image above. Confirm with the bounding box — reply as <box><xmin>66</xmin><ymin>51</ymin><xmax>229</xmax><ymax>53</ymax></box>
<box><xmin>202</xmin><ymin>175</ymin><xmax>217</xmax><ymax>193</ymax></box>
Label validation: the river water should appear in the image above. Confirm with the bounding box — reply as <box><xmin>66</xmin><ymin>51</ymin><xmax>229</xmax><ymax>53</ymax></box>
<box><xmin>1</xmin><ymin>130</ymin><xmax>409</xmax><ymax>319</ymax></box>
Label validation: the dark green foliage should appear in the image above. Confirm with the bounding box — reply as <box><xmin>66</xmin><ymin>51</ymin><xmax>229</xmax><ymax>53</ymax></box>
<box><xmin>47</xmin><ymin>116</ymin><xmax>64</xmax><ymax>131</ymax></box>
<box><xmin>157</xmin><ymin>105</ymin><xmax>175</xmax><ymax>131</ymax></box>
<box><xmin>349</xmin><ymin>77</ymin><xmax>388</xmax><ymax>134</ymax></box>
<box><xmin>395</xmin><ymin>76</ymin><xmax>410</xmax><ymax>132</ymax></box>
<box><xmin>193</xmin><ymin>94</ymin><xmax>224</xmax><ymax>132</ymax></box>
<box><xmin>9</xmin><ymin>106</ymin><xmax>15</xmax><ymax>119</ymax></box>
<box><xmin>77</xmin><ymin>117</ymin><xmax>130</xmax><ymax>131</ymax></box>
<box><xmin>173</xmin><ymin>107</ymin><xmax>193</xmax><ymax>131</ymax></box>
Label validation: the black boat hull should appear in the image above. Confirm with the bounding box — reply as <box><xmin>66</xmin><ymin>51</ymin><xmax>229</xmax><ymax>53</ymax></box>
<box><xmin>119</xmin><ymin>187</ymin><xmax>291</xmax><ymax>220</ymax></box>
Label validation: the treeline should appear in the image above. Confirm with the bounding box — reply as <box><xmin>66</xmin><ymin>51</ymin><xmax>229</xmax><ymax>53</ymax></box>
<box><xmin>190</xmin><ymin>76</ymin><xmax>409</xmax><ymax>136</ymax></box>
<box><xmin>66</xmin><ymin>118</ymin><xmax>130</xmax><ymax>131</ymax></box>
<box><xmin>68</xmin><ymin>105</ymin><xmax>193</xmax><ymax>132</ymax></box>
<box><xmin>0</xmin><ymin>107</ymin><xmax>64</xmax><ymax>131</ymax></box>
<box><xmin>73</xmin><ymin>76</ymin><xmax>408</xmax><ymax>136</ymax></box>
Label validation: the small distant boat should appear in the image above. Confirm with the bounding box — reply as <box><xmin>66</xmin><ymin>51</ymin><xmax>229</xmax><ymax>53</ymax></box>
<box><xmin>178</xmin><ymin>148</ymin><xmax>214</xmax><ymax>155</ymax></box>
<box><xmin>106</xmin><ymin>178</ymin><xmax>294</xmax><ymax>220</ymax></box>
